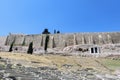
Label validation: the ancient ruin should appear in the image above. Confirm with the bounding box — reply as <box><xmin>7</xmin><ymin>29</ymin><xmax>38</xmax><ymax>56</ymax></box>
<box><xmin>0</xmin><ymin>32</ymin><xmax>120</xmax><ymax>56</ymax></box>
<box><xmin>0</xmin><ymin>32</ymin><xmax>120</xmax><ymax>79</ymax></box>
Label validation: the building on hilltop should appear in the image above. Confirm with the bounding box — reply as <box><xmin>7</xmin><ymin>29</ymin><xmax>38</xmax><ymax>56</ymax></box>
<box><xmin>0</xmin><ymin>32</ymin><xmax>120</xmax><ymax>57</ymax></box>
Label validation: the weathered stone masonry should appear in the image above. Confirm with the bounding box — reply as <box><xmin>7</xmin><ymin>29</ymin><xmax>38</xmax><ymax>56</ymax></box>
<box><xmin>5</xmin><ymin>32</ymin><xmax>120</xmax><ymax>49</ymax></box>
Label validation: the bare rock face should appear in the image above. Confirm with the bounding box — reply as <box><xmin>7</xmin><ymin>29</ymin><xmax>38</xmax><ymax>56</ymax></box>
<box><xmin>63</xmin><ymin>45</ymin><xmax>90</xmax><ymax>53</ymax></box>
<box><xmin>12</xmin><ymin>46</ymin><xmax>28</xmax><ymax>53</ymax></box>
<box><xmin>0</xmin><ymin>46</ymin><xmax>10</xmax><ymax>52</ymax></box>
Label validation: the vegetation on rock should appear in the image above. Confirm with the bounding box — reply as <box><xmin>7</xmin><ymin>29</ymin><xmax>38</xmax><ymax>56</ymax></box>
<box><xmin>44</xmin><ymin>35</ymin><xmax>49</xmax><ymax>52</ymax></box>
<box><xmin>9</xmin><ymin>42</ymin><xmax>14</xmax><ymax>52</ymax></box>
<box><xmin>27</xmin><ymin>42</ymin><xmax>33</xmax><ymax>54</ymax></box>
<box><xmin>42</xmin><ymin>28</ymin><xmax>50</xmax><ymax>34</ymax></box>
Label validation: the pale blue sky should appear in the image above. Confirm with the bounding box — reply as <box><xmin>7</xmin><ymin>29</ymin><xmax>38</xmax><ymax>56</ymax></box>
<box><xmin>0</xmin><ymin>0</ymin><xmax>120</xmax><ymax>36</ymax></box>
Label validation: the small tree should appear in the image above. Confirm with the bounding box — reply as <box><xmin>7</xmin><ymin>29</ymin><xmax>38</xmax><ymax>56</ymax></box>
<box><xmin>42</xmin><ymin>28</ymin><xmax>50</xmax><ymax>34</ymax></box>
<box><xmin>57</xmin><ymin>31</ymin><xmax>60</xmax><ymax>34</ymax></box>
<box><xmin>44</xmin><ymin>35</ymin><xmax>49</xmax><ymax>52</ymax></box>
<box><xmin>9</xmin><ymin>37</ymin><xmax>15</xmax><ymax>52</ymax></box>
<box><xmin>27</xmin><ymin>42</ymin><xmax>33</xmax><ymax>54</ymax></box>
<box><xmin>9</xmin><ymin>41</ymin><xmax>14</xmax><ymax>52</ymax></box>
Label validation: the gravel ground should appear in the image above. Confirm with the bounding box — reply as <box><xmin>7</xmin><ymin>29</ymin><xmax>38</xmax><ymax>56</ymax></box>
<box><xmin>0</xmin><ymin>58</ymin><xmax>120</xmax><ymax>80</ymax></box>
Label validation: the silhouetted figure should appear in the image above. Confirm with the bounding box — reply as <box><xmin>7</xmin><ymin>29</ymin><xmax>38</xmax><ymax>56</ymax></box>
<box><xmin>42</xmin><ymin>28</ymin><xmax>50</xmax><ymax>34</ymax></box>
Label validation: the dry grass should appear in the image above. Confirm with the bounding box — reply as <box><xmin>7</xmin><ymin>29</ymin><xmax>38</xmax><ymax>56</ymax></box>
<box><xmin>99</xmin><ymin>58</ymin><xmax>120</xmax><ymax>70</ymax></box>
<box><xmin>0</xmin><ymin>52</ymin><xmax>119</xmax><ymax>73</ymax></box>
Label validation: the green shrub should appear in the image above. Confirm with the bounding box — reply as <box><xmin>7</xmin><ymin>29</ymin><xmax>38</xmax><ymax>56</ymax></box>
<box><xmin>44</xmin><ymin>35</ymin><xmax>49</xmax><ymax>52</ymax></box>
<box><xmin>27</xmin><ymin>42</ymin><xmax>33</xmax><ymax>54</ymax></box>
<box><xmin>42</xmin><ymin>28</ymin><xmax>50</xmax><ymax>34</ymax></box>
<box><xmin>9</xmin><ymin>42</ymin><xmax>14</xmax><ymax>52</ymax></box>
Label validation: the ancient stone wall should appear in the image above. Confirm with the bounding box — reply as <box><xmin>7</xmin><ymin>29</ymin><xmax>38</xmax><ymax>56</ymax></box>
<box><xmin>5</xmin><ymin>32</ymin><xmax>120</xmax><ymax>49</ymax></box>
<box><xmin>0</xmin><ymin>36</ymin><xmax>7</xmax><ymax>46</ymax></box>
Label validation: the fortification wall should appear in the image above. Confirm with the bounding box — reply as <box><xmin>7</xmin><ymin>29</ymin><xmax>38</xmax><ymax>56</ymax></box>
<box><xmin>0</xmin><ymin>36</ymin><xmax>7</xmax><ymax>46</ymax></box>
<box><xmin>5</xmin><ymin>32</ymin><xmax>120</xmax><ymax>49</ymax></box>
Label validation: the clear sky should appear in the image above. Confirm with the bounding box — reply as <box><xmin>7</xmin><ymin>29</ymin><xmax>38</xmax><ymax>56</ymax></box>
<box><xmin>0</xmin><ymin>0</ymin><xmax>120</xmax><ymax>36</ymax></box>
